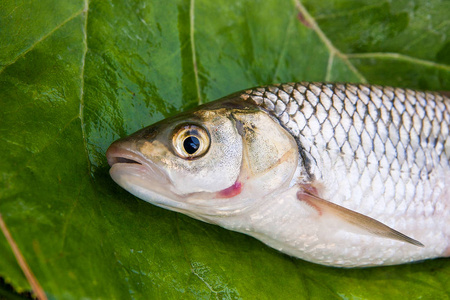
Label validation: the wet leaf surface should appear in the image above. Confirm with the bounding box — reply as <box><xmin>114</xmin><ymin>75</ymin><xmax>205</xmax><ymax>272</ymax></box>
<box><xmin>1</xmin><ymin>0</ymin><xmax>449</xmax><ymax>299</ymax></box>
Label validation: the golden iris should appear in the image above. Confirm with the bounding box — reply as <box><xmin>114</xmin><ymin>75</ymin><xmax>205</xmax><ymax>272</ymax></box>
<box><xmin>172</xmin><ymin>124</ymin><xmax>210</xmax><ymax>159</ymax></box>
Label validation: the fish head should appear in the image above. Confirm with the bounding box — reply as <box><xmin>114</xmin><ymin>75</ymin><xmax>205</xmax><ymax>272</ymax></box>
<box><xmin>106</xmin><ymin>98</ymin><xmax>299</xmax><ymax>222</ymax></box>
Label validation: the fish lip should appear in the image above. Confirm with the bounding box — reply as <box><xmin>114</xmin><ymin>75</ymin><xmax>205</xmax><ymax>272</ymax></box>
<box><xmin>106</xmin><ymin>143</ymin><xmax>143</xmax><ymax>167</ymax></box>
<box><xmin>106</xmin><ymin>143</ymin><xmax>195</xmax><ymax>213</ymax></box>
<box><xmin>106</xmin><ymin>143</ymin><xmax>169</xmax><ymax>185</ymax></box>
<box><xmin>106</xmin><ymin>147</ymin><xmax>141</xmax><ymax>167</ymax></box>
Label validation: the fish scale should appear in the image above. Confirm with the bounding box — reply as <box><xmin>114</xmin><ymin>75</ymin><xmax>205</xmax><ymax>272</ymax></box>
<box><xmin>108</xmin><ymin>81</ymin><xmax>450</xmax><ymax>266</ymax></box>
<box><xmin>241</xmin><ymin>82</ymin><xmax>449</xmax><ymax>225</ymax></box>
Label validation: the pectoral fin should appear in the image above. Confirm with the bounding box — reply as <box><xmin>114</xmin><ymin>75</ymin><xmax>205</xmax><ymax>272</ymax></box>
<box><xmin>297</xmin><ymin>190</ymin><xmax>424</xmax><ymax>247</ymax></box>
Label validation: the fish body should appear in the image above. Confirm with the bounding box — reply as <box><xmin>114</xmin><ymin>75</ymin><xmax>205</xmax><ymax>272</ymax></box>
<box><xmin>106</xmin><ymin>82</ymin><xmax>450</xmax><ymax>267</ymax></box>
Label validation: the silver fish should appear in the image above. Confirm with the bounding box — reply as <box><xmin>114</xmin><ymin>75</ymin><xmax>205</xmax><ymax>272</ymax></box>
<box><xmin>106</xmin><ymin>82</ymin><xmax>450</xmax><ymax>267</ymax></box>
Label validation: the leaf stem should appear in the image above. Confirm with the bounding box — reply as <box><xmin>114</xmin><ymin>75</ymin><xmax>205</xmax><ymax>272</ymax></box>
<box><xmin>0</xmin><ymin>214</ymin><xmax>47</xmax><ymax>300</ymax></box>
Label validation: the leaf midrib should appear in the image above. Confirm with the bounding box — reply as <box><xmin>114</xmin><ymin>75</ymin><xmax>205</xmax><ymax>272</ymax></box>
<box><xmin>79</xmin><ymin>0</ymin><xmax>91</xmax><ymax>177</ymax></box>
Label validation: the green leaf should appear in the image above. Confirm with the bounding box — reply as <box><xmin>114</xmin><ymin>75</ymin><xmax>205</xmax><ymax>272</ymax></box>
<box><xmin>1</xmin><ymin>0</ymin><xmax>449</xmax><ymax>299</ymax></box>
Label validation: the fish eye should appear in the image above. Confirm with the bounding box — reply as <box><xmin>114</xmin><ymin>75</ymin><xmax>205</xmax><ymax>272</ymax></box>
<box><xmin>172</xmin><ymin>124</ymin><xmax>210</xmax><ymax>159</ymax></box>
<box><xmin>183</xmin><ymin>136</ymin><xmax>200</xmax><ymax>154</ymax></box>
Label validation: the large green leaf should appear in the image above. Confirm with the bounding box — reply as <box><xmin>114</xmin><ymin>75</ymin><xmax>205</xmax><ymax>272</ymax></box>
<box><xmin>1</xmin><ymin>0</ymin><xmax>449</xmax><ymax>298</ymax></box>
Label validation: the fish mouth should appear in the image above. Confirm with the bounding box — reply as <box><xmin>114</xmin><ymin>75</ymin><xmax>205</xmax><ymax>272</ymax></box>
<box><xmin>105</xmin><ymin>142</ymin><xmax>266</xmax><ymax>223</ymax></box>
<box><xmin>106</xmin><ymin>142</ymin><xmax>198</xmax><ymax>214</ymax></box>
<box><xmin>106</xmin><ymin>143</ymin><xmax>169</xmax><ymax>186</ymax></box>
<box><xmin>105</xmin><ymin>142</ymin><xmax>248</xmax><ymax>219</ymax></box>
<box><xmin>107</xmin><ymin>155</ymin><xmax>143</xmax><ymax>166</ymax></box>
<box><xmin>106</xmin><ymin>143</ymin><xmax>143</xmax><ymax>168</ymax></box>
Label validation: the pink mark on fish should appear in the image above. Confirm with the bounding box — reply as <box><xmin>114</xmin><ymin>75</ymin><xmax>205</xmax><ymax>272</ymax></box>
<box><xmin>217</xmin><ymin>181</ymin><xmax>242</xmax><ymax>198</ymax></box>
<box><xmin>444</xmin><ymin>245</ymin><xmax>450</xmax><ymax>257</ymax></box>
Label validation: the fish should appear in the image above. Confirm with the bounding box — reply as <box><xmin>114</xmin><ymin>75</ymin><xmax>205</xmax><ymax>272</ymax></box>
<box><xmin>106</xmin><ymin>82</ymin><xmax>450</xmax><ymax>267</ymax></box>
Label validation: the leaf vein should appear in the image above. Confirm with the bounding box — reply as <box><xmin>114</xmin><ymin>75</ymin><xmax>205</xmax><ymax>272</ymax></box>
<box><xmin>59</xmin><ymin>177</ymin><xmax>85</xmax><ymax>253</ymax></box>
<box><xmin>272</xmin><ymin>11</ymin><xmax>296</xmax><ymax>82</ymax></box>
<box><xmin>191</xmin><ymin>267</ymin><xmax>220</xmax><ymax>299</ymax></box>
<box><xmin>293</xmin><ymin>0</ymin><xmax>367</xmax><ymax>83</ymax></box>
<box><xmin>325</xmin><ymin>53</ymin><xmax>334</xmax><ymax>81</ymax></box>
<box><xmin>402</xmin><ymin>20</ymin><xmax>450</xmax><ymax>51</ymax></box>
<box><xmin>314</xmin><ymin>2</ymin><xmax>386</xmax><ymax>21</ymax></box>
<box><xmin>85</xmin><ymin>106</ymin><xmax>121</xmax><ymax>137</ymax></box>
<box><xmin>79</xmin><ymin>0</ymin><xmax>92</xmax><ymax>178</ymax></box>
<box><xmin>190</xmin><ymin>0</ymin><xmax>202</xmax><ymax>105</ymax></box>
<box><xmin>0</xmin><ymin>9</ymin><xmax>84</xmax><ymax>74</ymax></box>
<box><xmin>347</xmin><ymin>52</ymin><xmax>450</xmax><ymax>72</ymax></box>
<box><xmin>174</xmin><ymin>215</ymin><xmax>193</xmax><ymax>273</ymax></box>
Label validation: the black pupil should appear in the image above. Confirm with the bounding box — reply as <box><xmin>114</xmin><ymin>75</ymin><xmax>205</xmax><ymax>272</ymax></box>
<box><xmin>183</xmin><ymin>136</ymin><xmax>200</xmax><ymax>154</ymax></box>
